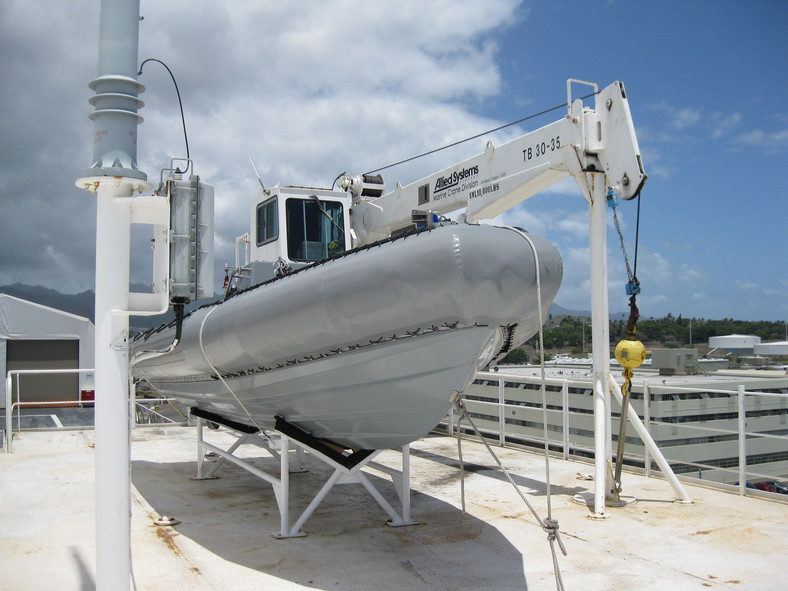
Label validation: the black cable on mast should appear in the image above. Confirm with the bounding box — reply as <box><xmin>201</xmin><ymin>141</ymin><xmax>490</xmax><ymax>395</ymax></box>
<box><xmin>138</xmin><ymin>58</ymin><xmax>190</xmax><ymax>168</ymax></box>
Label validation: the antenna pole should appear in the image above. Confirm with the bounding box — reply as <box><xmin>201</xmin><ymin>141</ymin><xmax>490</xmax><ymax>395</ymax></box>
<box><xmin>76</xmin><ymin>1</ymin><xmax>149</xmax><ymax>588</ymax></box>
<box><xmin>248</xmin><ymin>155</ymin><xmax>266</xmax><ymax>191</ymax></box>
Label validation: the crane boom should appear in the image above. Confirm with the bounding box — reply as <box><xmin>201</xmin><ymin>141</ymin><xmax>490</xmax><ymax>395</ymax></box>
<box><xmin>344</xmin><ymin>81</ymin><xmax>645</xmax><ymax>245</ymax></box>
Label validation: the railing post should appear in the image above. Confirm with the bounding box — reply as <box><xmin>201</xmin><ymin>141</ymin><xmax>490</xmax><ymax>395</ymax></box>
<box><xmin>280</xmin><ymin>434</ymin><xmax>291</xmax><ymax>536</ymax></box>
<box><xmin>643</xmin><ymin>380</ymin><xmax>651</xmax><ymax>477</ymax></box>
<box><xmin>498</xmin><ymin>377</ymin><xmax>505</xmax><ymax>447</ymax></box>
<box><xmin>129</xmin><ymin>374</ymin><xmax>136</xmax><ymax>430</ymax></box>
<box><xmin>562</xmin><ymin>379</ymin><xmax>569</xmax><ymax>460</ymax></box>
<box><xmin>15</xmin><ymin>373</ymin><xmax>21</xmax><ymax>444</ymax></box>
<box><xmin>738</xmin><ymin>385</ymin><xmax>747</xmax><ymax>496</ymax></box>
<box><xmin>5</xmin><ymin>372</ymin><xmax>12</xmax><ymax>453</ymax></box>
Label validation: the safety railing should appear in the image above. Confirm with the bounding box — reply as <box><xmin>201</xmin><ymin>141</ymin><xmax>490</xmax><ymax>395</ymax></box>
<box><xmin>440</xmin><ymin>369</ymin><xmax>788</xmax><ymax>500</ymax></box>
<box><xmin>4</xmin><ymin>369</ymin><xmax>97</xmax><ymax>452</ymax></box>
<box><xmin>4</xmin><ymin>369</ymin><xmax>186</xmax><ymax>452</ymax></box>
<box><xmin>134</xmin><ymin>397</ymin><xmax>185</xmax><ymax>425</ymax></box>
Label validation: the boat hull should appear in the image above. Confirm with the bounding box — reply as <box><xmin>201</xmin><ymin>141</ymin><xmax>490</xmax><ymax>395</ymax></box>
<box><xmin>132</xmin><ymin>223</ymin><xmax>562</xmax><ymax>449</ymax></box>
<box><xmin>143</xmin><ymin>326</ymin><xmax>495</xmax><ymax>449</ymax></box>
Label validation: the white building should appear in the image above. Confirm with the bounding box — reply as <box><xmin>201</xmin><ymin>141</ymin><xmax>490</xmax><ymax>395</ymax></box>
<box><xmin>708</xmin><ymin>334</ymin><xmax>761</xmax><ymax>354</ymax></box>
<box><xmin>754</xmin><ymin>341</ymin><xmax>788</xmax><ymax>357</ymax></box>
<box><xmin>0</xmin><ymin>294</ymin><xmax>94</xmax><ymax>407</ymax></box>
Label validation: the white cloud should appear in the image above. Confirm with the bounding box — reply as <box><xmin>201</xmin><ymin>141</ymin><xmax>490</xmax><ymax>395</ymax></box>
<box><xmin>735</xmin><ymin>279</ymin><xmax>759</xmax><ymax>291</ymax></box>
<box><xmin>677</xmin><ymin>263</ymin><xmax>711</xmax><ymax>285</ymax></box>
<box><xmin>737</xmin><ymin>128</ymin><xmax>788</xmax><ymax>148</ymax></box>
<box><xmin>648</xmin><ymin>102</ymin><xmax>700</xmax><ymax>131</ymax></box>
<box><xmin>710</xmin><ymin>111</ymin><xmax>742</xmax><ymax>139</ymax></box>
<box><xmin>0</xmin><ymin>0</ymin><xmax>526</xmax><ymax>293</ymax></box>
<box><xmin>671</xmin><ymin>107</ymin><xmax>701</xmax><ymax>130</ymax></box>
<box><xmin>639</xmin><ymin>251</ymin><xmax>672</xmax><ymax>286</ymax></box>
<box><xmin>493</xmin><ymin>204</ymin><xmax>587</xmax><ymax>241</ymax></box>
<box><xmin>556</xmin><ymin>213</ymin><xmax>588</xmax><ymax>240</ymax></box>
<box><xmin>664</xmin><ymin>241</ymin><xmax>695</xmax><ymax>252</ymax></box>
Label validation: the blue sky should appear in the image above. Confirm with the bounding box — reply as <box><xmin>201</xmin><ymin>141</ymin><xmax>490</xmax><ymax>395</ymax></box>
<box><xmin>1</xmin><ymin>0</ymin><xmax>786</xmax><ymax>321</ymax></box>
<box><xmin>485</xmin><ymin>1</ymin><xmax>788</xmax><ymax>321</ymax></box>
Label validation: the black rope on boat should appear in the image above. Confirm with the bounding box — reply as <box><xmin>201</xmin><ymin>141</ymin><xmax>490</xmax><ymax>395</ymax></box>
<box><xmin>134</xmin><ymin>225</ymin><xmax>442</xmax><ymax>344</ymax></box>
<box><xmin>163</xmin><ymin>322</ymin><xmax>467</xmax><ymax>385</ymax></box>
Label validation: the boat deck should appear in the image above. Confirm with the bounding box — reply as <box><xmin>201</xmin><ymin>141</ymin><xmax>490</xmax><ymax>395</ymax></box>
<box><xmin>2</xmin><ymin>425</ymin><xmax>786</xmax><ymax>590</ymax></box>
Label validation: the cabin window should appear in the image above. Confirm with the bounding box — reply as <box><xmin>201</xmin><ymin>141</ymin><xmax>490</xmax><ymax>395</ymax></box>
<box><xmin>256</xmin><ymin>197</ymin><xmax>278</xmax><ymax>246</ymax></box>
<box><xmin>285</xmin><ymin>197</ymin><xmax>345</xmax><ymax>262</ymax></box>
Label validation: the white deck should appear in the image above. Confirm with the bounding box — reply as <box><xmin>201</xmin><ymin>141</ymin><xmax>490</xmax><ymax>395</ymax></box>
<box><xmin>2</xmin><ymin>425</ymin><xmax>786</xmax><ymax>590</ymax></box>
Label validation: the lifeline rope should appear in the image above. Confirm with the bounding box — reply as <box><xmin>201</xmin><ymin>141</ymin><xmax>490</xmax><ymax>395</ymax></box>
<box><xmin>197</xmin><ymin>304</ymin><xmax>267</xmax><ymax>436</ymax></box>
<box><xmin>613</xmin><ymin>365</ymin><xmax>634</xmax><ymax>494</ymax></box>
<box><xmin>453</xmin><ymin>226</ymin><xmax>567</xmax><ymax>591</ymax></box>
<box><xmin>505</xmin><ymin>227</ymin><xmax>556</xmax><ymax>524</ymax></box>
<box><xmin>452</xmin><ymin>398</ymin><xmax>566</xmax><ymax>590</ymax></box>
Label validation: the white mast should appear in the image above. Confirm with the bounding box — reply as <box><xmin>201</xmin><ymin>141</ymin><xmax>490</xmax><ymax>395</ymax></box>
<box><xmin>76</xmin><ymin>1</ymin><xmax>149</xmax><ymax>588</ymax></box>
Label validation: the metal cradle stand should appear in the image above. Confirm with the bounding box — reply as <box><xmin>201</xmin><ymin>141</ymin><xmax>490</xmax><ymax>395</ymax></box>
<box><xmin>190</xmin><ymin>408</ymin><xmax>418</xmax><ymax>538</ymax></box>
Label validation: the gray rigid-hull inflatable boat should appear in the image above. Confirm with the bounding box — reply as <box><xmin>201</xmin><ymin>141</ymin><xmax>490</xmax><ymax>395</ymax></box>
<box><xmin>132</xmin><ymin>222</ymin><xmax>562</xmax><ymax>449</ymax></box>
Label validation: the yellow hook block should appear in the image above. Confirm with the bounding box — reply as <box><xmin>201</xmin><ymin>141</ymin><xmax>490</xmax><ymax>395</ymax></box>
<box><xmin>615</xmin><ymin>338</ymin><xmax>646</xmax><ymax>369</ymax></box>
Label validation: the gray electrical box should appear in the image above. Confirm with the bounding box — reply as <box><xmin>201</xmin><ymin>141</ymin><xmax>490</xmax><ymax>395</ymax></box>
<box><xmin>168</xmin><ymin>174</ymin><xmax>214</xmax><ymax>302</ymax></box>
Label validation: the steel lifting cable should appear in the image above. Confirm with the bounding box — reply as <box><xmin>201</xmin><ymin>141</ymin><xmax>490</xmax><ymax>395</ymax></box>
<box><xmin>608</xmin><ymin>188</ymin><xmax>642</xmax><ymax>335</ymax></box>
<box><xmin>609</xmin><ymin>190</ymin><xmax>646</xmax><ymax>494</ymax></box>
<box><xmin>363</xmin><ymin>92</ymin><xmax>598</xmax><ymax>176</ymax></box>
<box><xmin>453</xmin><ymin>226</ymin><xmax>567</xmax><ymax>591</ymax></box>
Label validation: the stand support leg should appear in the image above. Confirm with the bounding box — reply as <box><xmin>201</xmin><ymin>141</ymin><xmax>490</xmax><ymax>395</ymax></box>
<box><xmin>196</xmin><ymin>417</ymin><xmax>206</xmax><ymax>479</ymax></box>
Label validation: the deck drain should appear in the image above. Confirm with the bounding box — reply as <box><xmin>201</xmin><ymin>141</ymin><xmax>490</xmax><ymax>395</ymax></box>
<box><xmin>153</xmin><ymin>515</ymin><xmax>180</xmax><ymax>526</ymax></box>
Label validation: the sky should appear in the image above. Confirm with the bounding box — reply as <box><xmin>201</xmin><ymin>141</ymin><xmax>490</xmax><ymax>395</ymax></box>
<box><xmin>0</xmin><ymin>0</ymin><xmax>786</xmax><ymax>322</ymax></box>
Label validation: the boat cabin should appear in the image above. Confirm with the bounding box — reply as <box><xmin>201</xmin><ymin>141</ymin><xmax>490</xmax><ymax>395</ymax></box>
<box><xmin>251</xmin><ymin>186</ymin><xmax>352</xmax><ymax>265</ymax></box>
<box><xmin>225</xmin><ymin>186</ymin><xmax>352</xmax><ymax>296</ymax></box>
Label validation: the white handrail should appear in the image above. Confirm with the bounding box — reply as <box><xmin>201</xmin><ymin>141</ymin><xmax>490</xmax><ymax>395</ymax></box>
<box><xmin>4</xmin><ymin>368</ymin><xmax>95</xmax><ymax>453</ymax></box>
<box><xmin>451</xmin><ymin>369</ymin><xmax>788</xmax><ymax>500</ymax></box>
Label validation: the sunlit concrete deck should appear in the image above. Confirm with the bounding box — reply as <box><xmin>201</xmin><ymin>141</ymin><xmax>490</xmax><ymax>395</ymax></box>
<box><xmin>2</xmin><ymin>425</ymin><xmax>787</xmax><ymax>590</ymax></box>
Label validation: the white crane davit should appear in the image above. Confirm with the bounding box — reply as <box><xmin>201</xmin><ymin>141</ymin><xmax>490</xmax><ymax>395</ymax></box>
<box><xmin>342</xmin><ymin>79</ymin><xmax>645</xmax><ymax>245</ymax></box>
